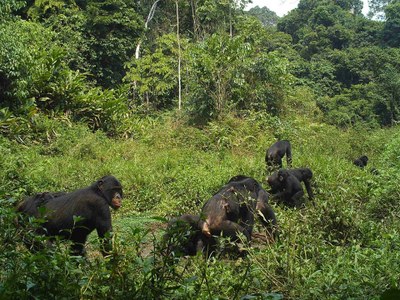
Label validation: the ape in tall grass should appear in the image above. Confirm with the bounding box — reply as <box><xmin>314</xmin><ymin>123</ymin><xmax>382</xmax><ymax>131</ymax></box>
<box><xmin>17</xmin><ymin>175</ymin><xmax>123</xmax><ymax>256</ymax></box>
<box><xmin>267</xmin><ymin>169</ymin><xmax>305</xmax><ymax>208</ymax></box>
<box><xmin>265</xmin><ymin>140</ymin><xmax>292</xmax><ymax>172</ymax></box>
<box><xmin>353</xmin><ymin>155</ymin><xmax>368</xmax><ymax>168</ymax></box>
<box><xmin>268</xmin><ymin>167</ymin><xmax>314</xmax><ymax>201</ymax></box>
<box><xmin>199</xmin><ymin>176</ymin><xmax>277</xmax><ymax>255</ymax></box>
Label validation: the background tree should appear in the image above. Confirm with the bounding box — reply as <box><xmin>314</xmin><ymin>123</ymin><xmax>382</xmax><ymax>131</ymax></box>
<box><xmin>376</xmin><ymin>64</ymin><xmax>400</xmax><ymax>125</ymax></box>
<box><xmin>135</xmin><ymin>0</ymin><xmax>160</xmax><ymax>60</ymax></box>
<box><xmin>0</xmin><ymin>20</ymin><xmax>79</xmax><ymax>113</ymax></box>
<box><xmin>382</xmin><ymin>0</ymin><xmax>400</xmax><ymax>46</ymax></box>
<box><xmin>124</xmin><ymin>34</ymin><xmax>186</xmax><ymax>110</ymax></box>
<box><xmin>176</xmin><ymin>0</ymin><xmax>182</xmax><ymax>110</ymax></box>
<box><xmin>246</xmin><ymin>5</ymin><xmax>279</xmax><ymax>27</ymax></box>
<box><xmin>83</xmin><ymin>0</ymin><xmax>143</xmax><ymax>87</ymax></box>
<box><xmin>0</xmin><ymin>0</ymin><xmax>26</xmax><ymax>20</ymax></box>
<box><xmin>185</xmin><ymin>29</ymin><xmax>292</xmax><ymax>122</ymax></box>
<box><xmin>1</xmin><ymin>0</ymin><xmax>400</xmax><ymax>130</ymax></box>
<box><xmin>368</xmin><ymin>0</ymin><xmax>393</xmax><ymax>19</ymax></box>
<box><xmin>28</xmin><ymin>2</ymin><xmax>92</xmax><ymax>75</ymax></box>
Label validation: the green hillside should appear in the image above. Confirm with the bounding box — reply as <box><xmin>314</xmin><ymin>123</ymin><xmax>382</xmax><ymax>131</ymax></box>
<box><xmin>1</xmin><ymin>0</ymin><xmax>400</xmax><ymax>299</ymax></box>
<box><xmin>1</xmin><ymin>109</ymin><xmax>399</xmax><ymax>299</ymax></box>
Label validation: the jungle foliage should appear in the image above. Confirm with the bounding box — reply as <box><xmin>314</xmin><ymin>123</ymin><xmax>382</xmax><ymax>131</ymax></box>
<box><xmin>1</xmin><ymin>0</ymin><xmax>400</xmax><ymax>299</ymax></box>
<box><xmin>1</xmin><ymin>0</ymin><xmax>399</xmax><ymax>129</ymax></box>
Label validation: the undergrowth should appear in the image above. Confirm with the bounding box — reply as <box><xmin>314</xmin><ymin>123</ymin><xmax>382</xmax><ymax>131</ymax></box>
<box><xmin>1</xmin><ymin>112</ymin><xmax>399</xmax><ymax>299</ymax></box>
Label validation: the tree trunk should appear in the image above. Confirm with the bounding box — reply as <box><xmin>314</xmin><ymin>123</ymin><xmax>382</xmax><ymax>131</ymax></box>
<box><xmin>135</xmin><ymin>0</ymin><xmax>161</xmax><ymax>60</ymax></box>
<box><xmin>229</xmin><ymin>1</ymin><xmax>233</xmax><ymax>38</ymax></box>
<box><xmin>133</xmin><ymin>0</ymin><xmax>160</xmax><ymax>105</ymax></box>
<box><xmin>176</xmin><ymin>0</ymin><xmax>182</xmax><ymax>110</ymax></box>
<box><xmin>190</xmin><ymin>0</ymin><xmax>198</xmax><ymax>41</ymax></box>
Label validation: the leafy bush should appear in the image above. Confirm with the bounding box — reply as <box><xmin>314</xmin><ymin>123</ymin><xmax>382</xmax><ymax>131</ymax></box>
<box><xmin>317</xmin><ymin>83</ymin><xmax>383</xmax><ymax>128</ymax></box>
<box><xmin>185</xmin><ymin>33</ymin><xmax>292</xmax><ymax>122</ymax></box>
<box><xmin>0</xmin><ymin>20</ymin><xmax>83</xmax><ymax>113</ymax></box>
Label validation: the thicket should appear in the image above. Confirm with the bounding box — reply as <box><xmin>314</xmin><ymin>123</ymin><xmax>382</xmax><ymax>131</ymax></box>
<box><xmin>1</xmin><ymin>0</ymin><xmax>400</xmax><ymax>299</ymax></box>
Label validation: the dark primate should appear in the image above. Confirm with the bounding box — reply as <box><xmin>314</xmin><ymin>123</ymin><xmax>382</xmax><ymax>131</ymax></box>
<box><xmin>17</xmin><ymin>175</ymin><xmax>123</xmax><ymax>256</ymax></box>
<box><xmin>265</xmin><ymin>140</ymin><xmax>292</xmax><ymax>171</ymax></box>
<box><xmin>267</xmin><ymin>169</ymin><xmax>304</xmax><ymax>208</ymax></box>
<box><xmin>164</xmin><ymin>214</ymin><xmax>205</xmax><ymax>256</ymax></box>
<box><xmin>268</xmin><ymin>167</ymin><xmax>314</xmax><ymax>200</ymax></box>
<box><xmin>353</xmin><ymin>155</ymin><xmax>368</xmax><ymax>168</ymax></box>
<box><xmin>199</xmin><ymin>176</ymin><xmax>277</xmax><ymax>255</ymax></box>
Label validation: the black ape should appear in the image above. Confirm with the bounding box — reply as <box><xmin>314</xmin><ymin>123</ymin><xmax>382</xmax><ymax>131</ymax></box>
<box><xmin>268</xmin><ymin>168</ymin><xmax>314</xmax><ymax>200</ymax></box>
<box><xmin>164</xmin><ymin>214</ymin><xmax>205</xmax><ymax>256</ymax></box>
<box><xmin>200</xmin><ymin>176</ymin><xmax>277</xmax><ymax>250</ymax></box>
<box><xmin>353</xmin><ymin>155</ymin><xmax>368</xmax><ymax>168</ymax></box>
<box><xmin>265</xmin><ymin>140</ymin><xmax>292</xmax><ymax>171</ymax></box>
<box><xmin>267</xmin><ymin>169</ymin><xmax>304</xmax><ymax>208</ymax></box>
<box><xmin>229</xmin><ymin>175</ymin><xmax>277</xmax><ymax>231</ymax></box>
<box><xmin>17</xmin><ymin>175</ymin><xmax>123</xmax><ymax>256</ymax></box>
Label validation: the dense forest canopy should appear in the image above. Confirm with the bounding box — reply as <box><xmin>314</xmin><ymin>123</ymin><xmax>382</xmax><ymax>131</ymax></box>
<box><xmin>1</xmin><ymin>0</ymin><xmax>399</xmax><ymax>132</ymax></box>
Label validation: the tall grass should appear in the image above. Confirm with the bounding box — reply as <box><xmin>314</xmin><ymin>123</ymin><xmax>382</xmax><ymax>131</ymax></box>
<box><xmin>1</xmin><ymin>112</ymin><xmax>399</xmax><ymax>299</ymax></box>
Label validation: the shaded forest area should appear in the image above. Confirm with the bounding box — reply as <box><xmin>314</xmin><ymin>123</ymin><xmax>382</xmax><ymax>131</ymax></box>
<box><xmin>1</xmin><ymin>0</ymin><xmax>400</xmax><ymax>133</ymax></box>
<box><xmin>1</xmin><ymin>0</ymin><xmax>400</xmax><ymax>299</ymax></box>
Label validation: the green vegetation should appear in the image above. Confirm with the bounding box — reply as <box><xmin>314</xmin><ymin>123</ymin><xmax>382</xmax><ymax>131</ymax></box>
<box><xmin>1</xmin><ymin>112</ymin><xmax>400</xmax><ymax>299</ymax></box>
<box><xmin>1</xmin><ymin>0</ymin><xmax>400</xmax><ymax>299</ymax></box>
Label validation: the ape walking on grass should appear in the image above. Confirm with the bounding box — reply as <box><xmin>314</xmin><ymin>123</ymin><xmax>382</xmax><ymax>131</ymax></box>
<box><xmin>268</xmin><ymin>167</ymin><xmax>314</xmax><ymax>200</ymax></box>
<box><xmin>17</xmin><ymin>175</ymin><xmax>123</xmax><ymax>256</ymax></box>
<box><xmin>265</xmin><ymin>140</ymin><xmax>292</xmax><ymax>172</ymax></box>
<box><xmin>165</xmin><ymin>176</ymin><xmax>277</xmax><ymax>257</ymax></box>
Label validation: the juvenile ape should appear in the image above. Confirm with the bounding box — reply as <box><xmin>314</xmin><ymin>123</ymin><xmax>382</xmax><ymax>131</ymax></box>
<box><xmin>265</xmin><ymin>140</ymin><xmax>292</xmax><ymax>171</ymax></box>
<box><xmin>200</xmin><ymin>176</ymin><xmax>277</xmax><ymax>253</ymax></box>
<box><xmin>17</xmin><ymin>175</ymin><xmax>123</xmax><ymax>256</ymax></box>
<box><xmin>353</xmin><ymin>155</ymin><xmax>368</xmax><ymax>168</ymax></box>
<box><xmin>268</xmin><ymin>168</ymin><xmax>314</xmax><ymax>200</ymax></box>
<box><xmin>267</xmin><ymin>169</ymin><xmax>304</xmax><ymax>208</ymax></box>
